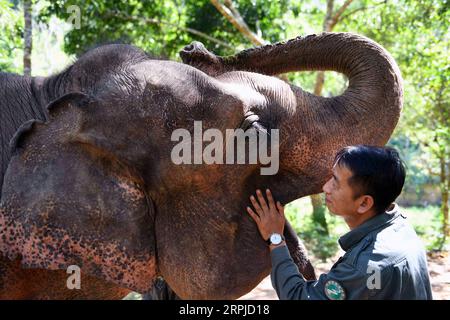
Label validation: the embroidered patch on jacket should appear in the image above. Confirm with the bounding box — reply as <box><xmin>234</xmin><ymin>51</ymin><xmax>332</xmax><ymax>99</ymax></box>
<box><xmin>324</xmin><ymin>280</ymin><xmax>346</xmax><ymax>300</ymax></box>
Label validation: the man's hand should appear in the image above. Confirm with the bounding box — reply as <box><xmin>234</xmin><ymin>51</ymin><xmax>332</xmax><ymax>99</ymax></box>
<box><xmin>246</xmin><ymin>189</ymin><xmax>286</xmax><ymax>243</ymax></box>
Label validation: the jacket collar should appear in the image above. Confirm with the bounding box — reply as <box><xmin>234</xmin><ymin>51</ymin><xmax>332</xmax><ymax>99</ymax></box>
<box><xmin>338</xmin><ymin>203</ymin><xmax>401</xmax><ymax>251</ymax></box>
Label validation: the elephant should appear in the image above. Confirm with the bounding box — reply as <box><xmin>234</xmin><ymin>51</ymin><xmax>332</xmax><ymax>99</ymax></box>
<box><xmin>0</xmin><ymin>32</ymin><xmax>402</xmax><ymax>299</ymax></box>
<box><xmin>0</xmin><ymin>38</ymin><xmax>314</xmax><ymax>301</ymax></box>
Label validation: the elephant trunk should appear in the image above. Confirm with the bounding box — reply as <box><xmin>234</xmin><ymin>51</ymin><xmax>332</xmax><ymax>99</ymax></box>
<box><xmin>201</xmin><ymin>32</ymin><xmax>403</xmax><ymax>201</ymax></box>
<box><xmin>222</xmin><ymin>32</ymin><xmax>403</xmax><ymax>146</ymax></box>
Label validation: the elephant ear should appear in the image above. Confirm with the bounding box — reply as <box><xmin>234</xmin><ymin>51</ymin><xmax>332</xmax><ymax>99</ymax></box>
<box><xmin>0</xmin><ymin>92</ymin><xmax>157</xmax><ymax>293</ymax></box>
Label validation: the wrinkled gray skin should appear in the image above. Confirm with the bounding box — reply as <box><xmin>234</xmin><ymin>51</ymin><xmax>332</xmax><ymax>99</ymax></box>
<box><xmin>0</xmin><ymin>32</ymin><xmax>402</xmax><ymax>299</ymax></box>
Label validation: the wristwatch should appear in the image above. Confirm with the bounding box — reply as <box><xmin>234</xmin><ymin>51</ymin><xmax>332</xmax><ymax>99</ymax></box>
<box><xmin>266</xmin><ymin>233</ymin><xmax>285</xmax><ymax>246</ymax></box>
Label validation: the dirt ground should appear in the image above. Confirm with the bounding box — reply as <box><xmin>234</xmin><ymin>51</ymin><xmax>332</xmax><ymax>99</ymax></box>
<box><xmin>239</xmin><ymin>250</ymin><xmax>450</xmax><ymax>300</ymax></box>
<box><xmin>125</xmin><ymin>250</ymin><xmax>449</xmax><ymax>300</ymax></box>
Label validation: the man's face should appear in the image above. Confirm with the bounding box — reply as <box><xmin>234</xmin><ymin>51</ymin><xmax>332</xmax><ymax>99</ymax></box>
<box><xmin>322</xmin><ymin>163</ymin><xmax>361</xmax><ymax>217</ymax></box>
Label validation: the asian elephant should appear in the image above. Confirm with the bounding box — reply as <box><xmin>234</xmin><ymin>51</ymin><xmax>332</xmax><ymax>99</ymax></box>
<box><xmin>0</xmin><ymin>32</ymin><xmax>402</xmax><ymax>299</ymax></box>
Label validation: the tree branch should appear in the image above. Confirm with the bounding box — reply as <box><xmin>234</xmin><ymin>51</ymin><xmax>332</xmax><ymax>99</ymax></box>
<box><xmin>328</xmin><ymin>0</ymin><xmax>354</xmax><ymax>31</ymax></box>
<box><xmin>315</xmin><ymin>0</ymin><xmax>336</xmax><ymax>95</ymax></box>
<box><xmin>210</xmin><ymin>0</ymin><xmax>267</xmax><ymax>46</ymax></box>
<box><xmin>209</xmin><ymin>0</ymin><xmax>290</xmax><ymax>81</ymax></box>
<box><xmin>104</xmin><ymin>10</ymin><xmax>235</xmax><ymax>50</ymax></box>
<box><xmin>337</xmin><ymin>1</ymin><xmax>386</xmax><ymax>25</ymax></box>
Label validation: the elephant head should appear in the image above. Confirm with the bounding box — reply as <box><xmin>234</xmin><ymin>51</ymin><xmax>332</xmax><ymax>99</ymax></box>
<box><xmin>0</xmin><ymin>32</ymin><xmax>402</xmax><ymax>299</ymax></box>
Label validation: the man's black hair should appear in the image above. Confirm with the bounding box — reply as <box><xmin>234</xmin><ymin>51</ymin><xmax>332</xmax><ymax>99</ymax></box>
<box><xmin>333</xmin><ymin>145</ymin><xmax>406</xmax><ymax>214</ymax></box>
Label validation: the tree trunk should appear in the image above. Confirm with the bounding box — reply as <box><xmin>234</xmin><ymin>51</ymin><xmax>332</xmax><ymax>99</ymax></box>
<box><xmin>310</xmin><ymin>68</ymin><xmax>327</xmax><ymax>233</ymax></box>
<box><xmin>310</xmin><ymin>194</ymin><xmax>328</xmax><ymax>235</ymax></box>
<box><xmin>309</xmin><ymin>0</ymin><xmax>355</xmax><ymax>232</ymax></box>
<box><xmin>447</xmin><ymin>160</ymin><xmax>450</xmax><ymax>238</ymax></box>
<box><xmin>440</xmin><ymin>156</ymin><xmax>449</xmax><ymax>248</ymax></box>
<box><xmin>309</xmin><ymin>0</ymin><xmax>335</xmax><ymax>234</ymax></box>
<box><xmin>23</xmin><ymin>0</ymin><xmax>32</xmax><ymax>76</ymax></box>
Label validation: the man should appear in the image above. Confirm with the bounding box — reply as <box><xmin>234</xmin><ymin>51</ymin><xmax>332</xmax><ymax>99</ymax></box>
<box><xmin>247</xmin><ymin>145</ymin><xmax>433</xmax><ymax>300</ymax></box>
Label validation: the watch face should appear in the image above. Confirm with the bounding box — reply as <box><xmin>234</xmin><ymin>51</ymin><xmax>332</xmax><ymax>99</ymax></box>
<box><xmin>270</xmin><ymin>233</ymin><xmax>282</xmax><ymax>245</ymax></box>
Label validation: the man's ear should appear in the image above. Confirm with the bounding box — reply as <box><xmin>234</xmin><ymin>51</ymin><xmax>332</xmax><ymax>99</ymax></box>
<box><xmin>357</xmin><ymin>195</ymin><xmax>375</xmax><ymax>214</ymax></box>
<box><xmin>0</xmin><ymin>93</ymin><xmax>158</xmax><ymax>293</ymax></box>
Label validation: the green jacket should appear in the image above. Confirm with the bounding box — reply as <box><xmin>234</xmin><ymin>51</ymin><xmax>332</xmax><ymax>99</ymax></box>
<box><xmin>270</xmin><ymin>204</ymin><xmax>433</xmax><ymax>300</ymax></box>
